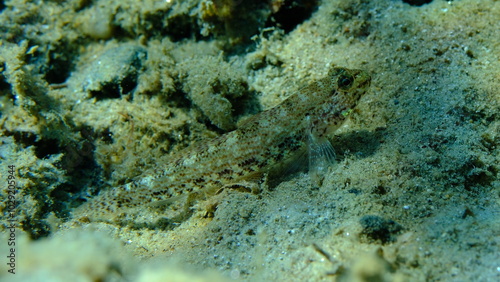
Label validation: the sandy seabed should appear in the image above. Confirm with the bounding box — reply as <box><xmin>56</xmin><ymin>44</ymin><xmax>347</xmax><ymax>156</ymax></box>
<box><xmin>0</xmin><ymin>0</ymin><xmax>499</xmax><ymax>281</ymax></box>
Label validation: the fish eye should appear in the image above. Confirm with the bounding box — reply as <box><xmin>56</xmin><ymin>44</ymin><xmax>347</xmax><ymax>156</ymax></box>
<box><xmin>338</xmin><ymin>74</ymin><xmax>354</xmax><ymax>90</ymax></box>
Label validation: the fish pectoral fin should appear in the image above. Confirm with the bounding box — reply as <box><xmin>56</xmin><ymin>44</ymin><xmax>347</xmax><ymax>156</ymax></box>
<box><xmin>308</xmin><ymin>131</ymin><xmax>336</xmax><ymax>187</ymax></box>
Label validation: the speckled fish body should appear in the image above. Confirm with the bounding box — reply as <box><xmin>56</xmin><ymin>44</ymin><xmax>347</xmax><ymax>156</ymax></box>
<box><xmin>74</xmin><ymin>67</ymin><xmax>371</xmax><ymax>224</ymax></box>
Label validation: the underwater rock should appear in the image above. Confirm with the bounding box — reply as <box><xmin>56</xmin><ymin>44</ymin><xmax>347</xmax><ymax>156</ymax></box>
<box><xmin>81</xmin><ymin>45</ymin><xmax>147</xmax><ymax>99</ymax></box>
<box><xmin>359</xmin><ymin>215</ymin><xmax>403</xmax><ymax>244</ymax></box>
<box><xmin>402</xmin><ymin>0</ymin><xmax>433</xmax><ymax>6</ymax></box>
